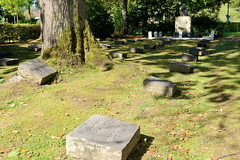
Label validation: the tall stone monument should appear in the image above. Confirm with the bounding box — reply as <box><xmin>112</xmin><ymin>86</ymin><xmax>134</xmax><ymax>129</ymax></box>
<box><xmin>174</xmin><ymin>5</ymin><xmax>191</xmax><ymax>38</ymax></box>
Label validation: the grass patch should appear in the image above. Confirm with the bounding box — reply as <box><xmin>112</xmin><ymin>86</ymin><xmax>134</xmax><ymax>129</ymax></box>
<box><xmin>0</xmin><ymin>37</ymin><xmax>240</xmax><ymax>159</ymax></box>
<box><xmin>221</xmin><ymin>32</ymin><xmax>240</xmax><ymax>37</ymax></box>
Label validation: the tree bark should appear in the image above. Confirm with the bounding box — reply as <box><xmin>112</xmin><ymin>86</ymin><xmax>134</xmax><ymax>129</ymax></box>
<box><xmin>122</xmin><ymin>0</ymin><xmax>128</xmax><ymax>34</ymax></box>
<box><xmin>39</xmin><ymin>0</ymin><xmax>88</xmax><ymax>64</ymax></box>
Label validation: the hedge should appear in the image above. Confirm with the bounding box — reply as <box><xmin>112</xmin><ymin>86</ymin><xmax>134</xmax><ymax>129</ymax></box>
<box><xmin>0</xmin><ymin>24</ymin><xmax>40</xmax><ymax>43</ymax></box>
<box><xmin>225</xmin><ymin>22</ymin><xmax>240</xmax><ymax>32</ymax></box>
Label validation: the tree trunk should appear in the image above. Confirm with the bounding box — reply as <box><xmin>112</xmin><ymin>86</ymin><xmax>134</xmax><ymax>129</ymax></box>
<box><xmin>122</xmin><ymin>0</ymin><xmax>128</xmax><ymax>34</ymax></box>
<box><xmin>39</xmin><ymin>0</ymin><xmax>88</xmax><ymax>64</ymax></box>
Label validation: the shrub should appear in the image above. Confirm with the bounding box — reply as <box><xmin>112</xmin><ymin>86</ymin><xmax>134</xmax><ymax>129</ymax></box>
<box><xmin>0</xmin><ymin>24</ymin><xmax>40</xmax><ymax>43</ymax></box>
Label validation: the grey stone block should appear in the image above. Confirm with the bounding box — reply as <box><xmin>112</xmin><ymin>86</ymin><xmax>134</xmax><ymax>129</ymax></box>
<box><xmin>28</xmin><ymin>45</ymin><xmax>42</xmax><ymax>51</ymax></box>
<box><xmin>154</xmin><ymin>41</ymin><xmax>165</xmax><ymax>47</ymax></box>
<box><xmin>115</xmin><ymin>40</ymin><xmax>125</xmax><ymax>44</ymax></box>
<box><xmin>189</xmin><ymin>48</ymin><xmax>204</xmax><ymax>56</ymax></box>
<box><xmin>197</xmin><ymin>42</ymin><xmax>207</xmax><ymax>48</ymax></box>
<box><xmin>126</xmin><ymin>39</ymin><xmax>135</xmax><ymax>43</ymax></box>
<box><xmin>109</xmin><ymin>52</ymin><xmax>127</xmax><ymax>59</ymax></box>
<box><xmin>18</xmin><ymin>59</ymin><xmax>57</xmax><ymax>85</ymax></box>
<box><xmin>129</xmin><ymin>47</ymin><xmax>143</xmax><ymax>53</ymax></box>
<box><xmin>100</xmin><ymin>43</ymin><xmax>112</xmax><ymax>49</ymax></box>
<box><xmin>9</xmin><ymin>75</ymin><xmax>25</xmax><ymax>83</ymax></box>
<box><xmin>190</xmin><ymin>47</ymin><xmax>205</xmax><ymax>51</ymax></box>
<box><xmin>169</xmin><ymin>60</ymin><xmax>194</xmax><ymax>73</ymax></box>
<box><xmin>0</xmin><ymin>50</ymin><xmax>12</xmax><ymax>57</ymax></box>
<box><xmin>182</xmin><ymin>53</ymin><xmax>198</xmax><ymax>62</ymax></box>
<box><xmin>144</xmin><ymin>44</ymin><xmax>156</xmax><ymax>49</ymax></box>
<box><xmin>0</xmin><ymin>58</ymin><xmax>19</xmax><ymax>66</ymax></box>
<box><xmin>66</xmin><ymin>115</ymin><xmax>140</xmax><ymax>160</ymax></box>
<box><xmin>143</xmin><ymin>76</ymin><xmax>177</xmax><ymax>97</ymax></box>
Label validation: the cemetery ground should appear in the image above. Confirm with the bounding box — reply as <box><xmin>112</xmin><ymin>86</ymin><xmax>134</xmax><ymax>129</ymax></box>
<box><xmin>0</xmin><ymin>36</ymin><xmax>240</xmax><ymax>160</ymax></box>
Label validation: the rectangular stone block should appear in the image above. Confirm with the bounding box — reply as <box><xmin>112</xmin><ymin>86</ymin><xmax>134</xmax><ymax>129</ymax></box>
<box><xmin>109</xmin><ymin>52</ymin><xmax>127</xmax><ymax>59</ymax></box>
<box><xmin>100</xmin><ymin>43</ymin><xmax>112</xmax><ymax>49</ymax></box>
<box><xmin>0</xmin><ymin>58</ymin><xmax>19</xmax><ymax>66</ymax></box>
<box><xmin>0</xmin><ymin>50</ymin><xmax>12</xmax><ymax>57</ymax></box>
<box><xmin>115</xmin><ymin>40</ymin><xmax>125</xmax><ymax>44</ymax></box>
<box><xmin>200</xmin><ymin>39</ymin><xmax>210</xmax><ymax>44</ymax></box>
<box><xmin>18</xmin><ymin>59</ymin><xmax>57</xmax><ymax>85</ymax></box>
<box><xmin>169</xmin><ymin>60</ymin><xmax>194</xmax><ymax>73</ymax></box>
<box><xmin>197</xmin><ymin>42</ymin><xmax>207</xmax><ymax>48</ymax></box>
<box><xmin>144</xmin><ymin>44</ymin><xmax>156</xmax><ymax>49</ymax></box>
<box><xmin>136</xmin><ymin>39</ymin><xmax>144</xmax><ymax>41</ymax></box>
<box><xmin>182</xmin><ymin>53</ymin><xmax>198</xmax><ymax>62</ymax></box>
<box><xmin>126</xmin><ymin>39</ymin><xmax>135</xmax><ymax>43</ymax></box>
<box><xmin>143</xmin><ymin>76</ymin><xmax>177</xmax><ymax>97</ymax></box>
<box><xmin>66</xmin><ymin>115</ymin><xmax>140</xmax><ymax>160</ymax></box>
<box><xmin>154</xmin><ymin>41</ymin><xmax>165</xmax><ymax>47</ymax></box>
<box><xmin>129</xmin><ymin>47</ymin><xmax>143</xmax><ymax>53</ymax></box>
<box><xmin>28</xmin><ymin>45</ymin><xmax>42</xmax><ymax>51</ymax></box>
<box><xmin>190</xmin><ymin>47</ymin><xmax>205</xmax><ymax>51</ymax></box>
<box><xmin>189</xmin><ymin>48</ymin><xmax>204</xmax><ymax>56</ymax></box>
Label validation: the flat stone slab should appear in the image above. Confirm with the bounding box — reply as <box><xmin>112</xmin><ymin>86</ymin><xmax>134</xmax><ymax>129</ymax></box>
<box><xmin>169</xmin><ymin>60</ymin><xmax>194</xmax><ymax>73</ymax></box>
<box><xmin>144</xmin><ymin>44</ymin><xmax>156</xmax><ymax>49</ymax></box>
<box><xmin>18</xmin><ymin>59</ymin><xmax>57</xmax><ymax>85</ymax></box>
<box><xmin>9</xmin><ymin>75</ymin><xmax>25</xmax><ymax>83</ymax></box>
<box><xmin>0</xmin><ymin>50</ymin><xmax>12</xmax><ymax>57</ymax></box>
<box><xmin>200</xmin><ymin>39</ymin><xmax>210</xmax><ymax>43</ymax></box>
<box><xmin>189</xmin><ymin>48</ymin><xmax>204</xmax><ymax>56</ymax></box>
<box><xmin>190</xmin><ymin>47</ymin><xmax>205</xmax><ymax>51</ymax></box>
<box><xmin>182</xmin><ymin>53</ymin><xmax>198</xmax><ymax>62</ymax></box>
<box><xmin>154</xmin><ymin>41</ymin><xmax>165</xmax><ymax>47</ymax></box>
<box><xmin>109</xmin><ymin>52</ymin><xmax>127</xmax><ymax>59</ymax></box>
<box><xmin>115</xmin><ymin>40</ymin><xmax>125</xmax><ymax>44</ymax></box>
<box><xmin>100</xmin><ymin>43</ymin><xmax>112</xmax><ymax>49</ymax></box>
<box><xmin>66</xmin><ymin>115</ymin><xmax>140</xmax><ymax>160</ymax></box>
<box><xmin>129</xmin><ymin>47</ymin><xmax>143</xmax><ymax>53</ymax></box>
<box><xmin>143</xmin><ymin>76</ymin><xmax>177</xmax><ymax>97</ymax></box>
<box><xmin>28</xmin><ymin>45</ymin><xmax>42</xmax><ymax>51</ymax></box>
<box><xmin>162</xmin><ymin>40</ymin><xmax>171</xmax><ymax>45</ymax></box>
<box><xmin>0</xmin><ymin>58</ymin><xmax>19</xmax><ymax>66</ymax></box>
<box><xmin>197</xmin><ymin>42</ymin><xmax>207</xmax><ymax>48</ymax></box>
<box><xmin>126</xmin><ymin>39</ymin><xmax>135</xmax><ymax>43</ymax></box>
<box><xmin>136</xmin><ymin>39</ymin><xmax>144</xmax><ymax>41</ymax></box>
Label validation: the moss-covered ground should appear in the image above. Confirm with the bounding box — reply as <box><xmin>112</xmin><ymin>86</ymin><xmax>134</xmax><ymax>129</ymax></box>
<box><xmin>0</xmin><ymin>36</ymin><xmax>240</xmax><ymax>160</ymax></box>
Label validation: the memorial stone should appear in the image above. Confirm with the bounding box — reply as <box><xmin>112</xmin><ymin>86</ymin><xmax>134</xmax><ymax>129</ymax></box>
<box><xmin>66</xmin><ymin>115</ymin><xmax>140</xmax><ymax>160</ymax></box>
<box><xmin>109</xmin><ymin>52</ymin><xmax>127</xmax><ymax>59</ymax></box>
<box><xmin>129</xmin><ymin>47</ymin><xmax>143</xmax><ymax>53</ymax></box>
<box><xmin>144</xmin><ymin>44</ymin><xmax>156</xmax><ymax>50</ymax></box>
<box><xmin>136</xmin><ymin>39</ymin><xmax>144</xmax><ymax>41</ymax></box>
<box><xmin>148</xmin><ymin>31</ymin><xmax>153</xmax><ymax>39</ymax></box>
<box><xmin>169</xmin><ymin>60</ymin><xmax>194</xmax><ymax>73</ymax></box>
<box><xmin>182</xmin><ymin>53</ymin><xmax>198</xmax><ymax>62</ymax></box>
<box><xmin>143</xmin><ymin>76</ymin><xmax>178</xmax><ymax>97</ymax></box>
<box><xmin>100</xmin><ymin>43</ymin><xmax>112</xmax><ymax>49</ymax></box>
<box><xmin>197</xmin><ymin>42</ymin><xmax>207</xmax><ymax>48</ymax></box>
<box><xmin>106</xmin><ymin>38</ymin><xmax>114</xmax><ymax>41</ymax></box>
<box><xmin>115</xmin><ymin>40</ymin><xmax>125</xmax><ymax>44</ymax></box>
<box><xmin>189</xmin><ymin>48</ymin><xmax>204</xmax><ymax>56</ymax></box>
<box><xmin>0</xmin><ymin>58</ymin><xmax>19</xmax><ymax>66</ymax></box>
<box><xmin>126</xmin><ymin>39</ymin><xmax>135</xmax><ymax>43</ymax></box>
<box><xmin>154</xmin><ymin>41</ymin><xmax>165</xmax><ymax>47</ymax></box>
<box><xmin>28</xmin><ymin>45</ymin><xmax>42</xmax><ymax>51</ymax></box>
<box><xmin>18</xmin><ymin>59</ymin><xmax>57</xmax><ymax>84</ymax></box>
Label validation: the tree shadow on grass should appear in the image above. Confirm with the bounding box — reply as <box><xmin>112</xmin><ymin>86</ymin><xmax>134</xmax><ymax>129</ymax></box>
<box><xmin>128</xmin><ymin>134</ymin><xmax>154</xmax><ymax>160</ymax></box>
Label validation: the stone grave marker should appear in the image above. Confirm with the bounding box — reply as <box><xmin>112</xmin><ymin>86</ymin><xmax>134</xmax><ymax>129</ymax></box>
<box><xmin>197</xmin><ymin>42</ymin><xmax>207</xmax><ymax>48</ymax></box>
<box><xmin>200</xmin><ymin>39</ymin><xmax>210</xmax><ymax>44</ymax></box>
<box><xmin>162</xmin><ymin>40</ymin><xmax>171</xmax><ymax>45</ymax></box>
<box><xmin>18</xmin><ymin>59</ymin><xmax>57</xmax><ymax>85</ymax></box>
<box><xmin>129</xmin><ymin>47</ymin><xmax>143</xmax><ymax>53</ymax></box>
<box><xmin>189</xmin><ymin>48</ymin><xmax>204</xmax><ymax>56</ymax></box>
<box><xmin>115</xmin><ymin>40</ymin><xmax>125</xmax><ymax>44</ymax></box>
<box><xmin>126</xmin><ymin>39</ymin><xmax>135</xmax><ymax>43</ymax></box>
<box><xmin>144</xmin><ymin>44</ymin><xmax>156</xmax><ymax>50</ymax></box>
<box><xmin>190</xmin><ymin>47</ymin><xmax>205</xmax><ymax>51</ymax></box>
<box><xmin>106</xmin><ymin>37</ymin><xmax>114</xmax><ymax>41</ymax></box>
<box><xmin>0</xmin><ymin>50</ymin><xmax>12</xmax><ymax>57</ymax></box>
<box><xmin>66</xmin><ymin>115</ymin><xmax>140</xmax><ymax>160</ymax></box>
<box><xmin>28</xmin><ymin>45</ymin><xmax>42</xmax><ymax>51</ymax></box>
<box><xmin>136</xmin><ymin>39</ymin><xmax>144</xmax><ymax>41</ymax></box>
<box><xmin>0</xmin><ymin>58</ymin><xmax>19</xmax><ymax>66</ymax></box>
<box><xmin>143</xmin><ymin>76</ymin><xmax>178</xmax><ymax>97</ymax></box>
<box><xmin>154</xmin><ymin>41</ymin><xmax>164</xmax><ymax>47</ymax></box>
<box><xmin>169</xmin><ymin>60</ymin><xmax>194</xmax><ymax>73</ymax></box>
<box><xmin>182</xmin><ymin>53</ymin><xmax>198</xmax><ymax>62</ymax></box>
<box><xmin>100</xmin><ymin>43</ymin><xmax>112</xmax><ymax>49</ymax></box>
<box><xmin>109</xmin><ymin>52</ymin><xmax>127</xmax><ymax>59</ymax></box>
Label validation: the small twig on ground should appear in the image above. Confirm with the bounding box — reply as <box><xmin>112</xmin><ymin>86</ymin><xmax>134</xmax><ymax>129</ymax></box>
<box><xmin>218</xmin><ymin>152</ymin><xmax>238</xmax><ymax>159</ymax></box>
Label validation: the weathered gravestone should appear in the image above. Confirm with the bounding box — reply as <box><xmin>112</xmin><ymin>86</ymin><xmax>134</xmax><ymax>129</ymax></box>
<box><xmin>182</xmin><ymin>53</ymin><xmax>198</xmax><ymax>62</ymax></box>
<box><xmin>115</xmin><ymin>40</ymin><xmax>125</xmax><ymax>44</ymax></box>
<box><xmin>154</xmin><ymin>41</ymin><xmax>165</xmax><ymax>47</ymax></box>
<box><xmin>190</xmin><ymin>47</ymin><xmax>205</xmax><ymax>51</ymax></box>
<box><xmin>0</xmin><ymin>58</ymin><xmax>19</xmax><ymax>66</ymax></box>
<box><xmin>0</xmin><ymin>50</ymin><xmax>12</xmax><ymax>58</ymax></box>
<box><xmin>143</xmin><ymin>76</ymin><xmax>178</xmax><ymax>97</ymax></box>
<box><xmin>126</xmin><ymin>39</ymin><xmax>135</xmax><ymax>43</ymax></box>
<box><xmin>129</xmin><ymin>47</ymin><xmax>143</xmax><ymax>53</ymax></box>
<box><xmin>109</xmin><ymin>52</ymin><xmax>127</xmax><ymax>59</ymax></box>
<box><xmin>144</xmin><ymin>44</ymin><xmax>156</xmax><ymax>50</ymax></box>
<box><xmin>169</xmin><ymin>60</ymin><xmax>194</xmax><ymax>73</ymax></box>
<box><xmin>162</xmin><ymin>40</ymin><xmax>171</xmax><ymax>45</ymax></box>
<box><xmin>66</xmin><ymin>115</ymin><xmax>140</xmax><ymax>160</ymax></box>
<box><xmin>189</xmin><ymin>48</ymin><xmax>204</xmax><ymax>56</ymax></box>
<box><xmin>18</xmin><ymin>59</ymin><xmax>57</xmax><ymax>85</ymax></box>
<box><xmin>100</xmin><ymin>43</ymin><xmax>112</xmax><ymax>49</ymax></box>
<box><xmin>197</xmin><ymin>42</ymin><xmax>207</xmax><ymax>48</ymax></box>
<box><xmin>28</xmin><ymin>45</ymin><xmax>42</xmax><ymax>51</ymax></box>
<box><xmin>200</xmin><ymin>39</ymin><xmax>210</xmax><ymax>44</ymax></box>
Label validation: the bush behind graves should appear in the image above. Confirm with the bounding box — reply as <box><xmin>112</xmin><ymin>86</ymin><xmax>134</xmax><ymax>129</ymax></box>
<box><xmin>0</xmin><ymin>24</ymin><xmax>40</xmax><ymax>43</ymax></box>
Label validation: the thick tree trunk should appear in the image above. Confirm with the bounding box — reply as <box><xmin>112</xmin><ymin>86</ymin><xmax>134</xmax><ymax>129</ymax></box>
<box><xmin>122</xmin><ymin>0</ymin><xmax>128</xmax><ymax>34</ymax></box>
<box><xmin>40</xmin><ymin>0</ymin><xmax>88</xmax><ymax>64</ymax></box>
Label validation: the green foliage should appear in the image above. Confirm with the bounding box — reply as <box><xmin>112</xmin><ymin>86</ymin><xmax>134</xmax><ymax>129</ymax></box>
<box><xmin>192</xmin><ymin>16</ymin><xmax>225</xmax><ymax>36</ymax></box>
<box><xmin>87</xmin><ymin>0</ymin><xmax>114</xmax><ymax>39</ymax></box>
<box><xmin>226</xmin><ymin>22</ymin><xmax>240</xmax><ymax>32</ymax></box>
<box><xmin>0</xmin><ymin>24</ymin><xmax>40</xmax><ymax>43</ymax></box>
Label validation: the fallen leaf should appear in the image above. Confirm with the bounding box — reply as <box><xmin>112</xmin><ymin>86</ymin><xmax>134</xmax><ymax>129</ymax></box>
<box><xmin>193</xmin><ymin>152</ymin><xmax>197</xmax><ymax>157</ymax></box>
<box><xmin>167</xmin><ymin>154</ymin><xmax>174</xmax><ymax>160</ymax></box>
<box><xmin>168</xmin><ymin>126</ymin><xmax>175</xmax><ymax>130</ymax></box>
<box><xmin>147</xmin><ymin>150</ymin><xmax>157</xmax><ymax>155</ymax></box>
<box><xmin>26</xmin><ymin>153</ymin><xmax>32</xmax><ymax>158</ymax></box>
<box><xmin>211</xmin><ymin>156</ymin><xmax>218</xmax><ymax>160</ymax></box>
